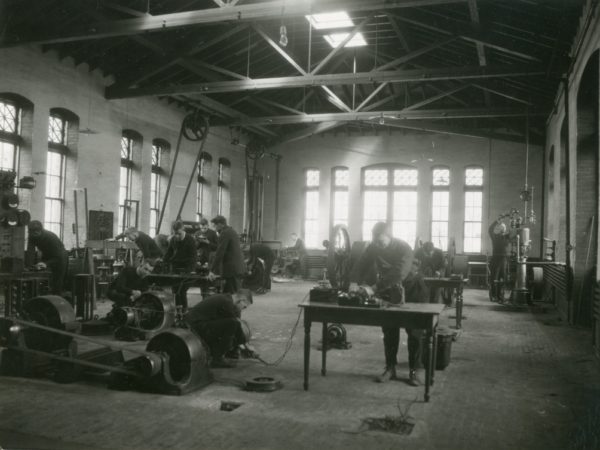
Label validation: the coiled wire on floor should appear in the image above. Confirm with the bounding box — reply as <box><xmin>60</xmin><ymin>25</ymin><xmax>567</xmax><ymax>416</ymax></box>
<box><xmin>254</xmin><ymin>292</ymin><xmax>307</xmax><ymax>367</ymax></box>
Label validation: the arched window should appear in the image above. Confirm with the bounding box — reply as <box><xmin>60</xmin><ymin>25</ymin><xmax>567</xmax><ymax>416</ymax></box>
<box><xmin>0</xmin><ymin>96</ymin><xmax>22</xmax><ymax>172</ymax></box>
<box><xmin>45</xmin><ymin>108</ymin><xmax>78</xmax><ymax>238</ymax></box>
<box><xmin>217</xmin><ymin>157</ymin><xmax>231</xmax><ymax>217</ymax></box>
<box><xmin>361</xmin><ymin>164</ymin><xmax>418</xmax><ymax>246</ymax></box>
<box><xmin>331</xmin><ymin>166</ymin><xmax>349</xmax><ymax>227</ymax></box>
<box><xmin>150</xmin><ymin>138</ymin><xmax>169</xmax><ymax>236</ymax></box>
<box><xmin>304</xmin><ymin>168</ymin><xmax>320</xmax><ymax>248</ymax></box>
<box><xmin>463</xmin><ymin>166</ymin><xmax>484</xmax><ymax>253</ymax></box>
<box><xmin>119</xmin><ymin>129</ymin><xmax>142</xmax><ymax>233</ymax></box>
<box><xmin>197</xmin><ymin>152</ymin><xmax>212</xmax><ymax>221</ymax></box>
<box><xmin>431</xmin><ymin>166</ymin><xmax>450</xmax><ymax>250</ymax></box>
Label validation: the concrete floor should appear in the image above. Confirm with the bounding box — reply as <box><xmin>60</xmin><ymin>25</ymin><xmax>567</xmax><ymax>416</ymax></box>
<box><xmin>1</xmin><ymin>281</ymin><xmax>599</xmax><ymax>450</ymax></box>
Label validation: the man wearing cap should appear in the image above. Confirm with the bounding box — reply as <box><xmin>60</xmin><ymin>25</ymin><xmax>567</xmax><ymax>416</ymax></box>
<box><xmin>414</xmin><ymin>241</ymin><xmax>446</xmax><ymax>303</ymax></box>
<box><xmin>349</xmin><ymin>222</ymin><xmax>425</xmax><ymax>386</ymax></box>
<box><xmin>27</xmin><ymin>220</ymin><xmax>68</xmax><ymax>294</ymax></box>
<box><xmin>207</xmin><ymin>216</ymin><xmax>245</xmax><ymax>293</ymax></box>
<box><xmin>194</xmin><ymin>218</ymin><xmax>218</xmax><ymax>267</ymax></box>
<box><xmin>163</xmin><ymin>220</ymin><xmax>197</xmax><ymax>311</ymax></box>
<box><xmin>114</xmin><ymin>227</ymin><xmax>162</xmax><ymax>265</ymax></box>
<box><xmin>184</xmin><ymin>289</ymin><xmax>253</xmax><ymax>368</ymax></box>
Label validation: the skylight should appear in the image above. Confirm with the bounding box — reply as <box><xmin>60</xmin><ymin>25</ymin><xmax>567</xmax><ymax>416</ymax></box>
<box><xmin>306</xmin><ymin>11</ymin><xmax>354</xmax><ymax>30</ymax></box>
<box><xmin>324</xmin><ymin>32</ymin><xmax>367</xmax><ymax>48</ymax></box>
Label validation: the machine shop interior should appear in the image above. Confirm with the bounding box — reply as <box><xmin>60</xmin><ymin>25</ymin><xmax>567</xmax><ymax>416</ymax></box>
<box><xmin>1</xmin><ymin>1</ymin><xmax>600</xmax><ymax>449</ymax></box>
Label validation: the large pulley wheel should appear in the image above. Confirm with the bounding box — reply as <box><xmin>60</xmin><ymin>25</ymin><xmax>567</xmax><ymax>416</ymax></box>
<box><xmin>326</xmin><ymin>225</ymin><xmax>352</xmax><ymax>290</ymax></box>
<box><xmin>146</xmin><ymin>328</ymin><xmax>208</xmax><ymax>384</ymax></box>
<box><xmin>22</xmin><ymin>295</ymin><xmax>76</xmax><ymax>352</ymax></box>
<box><xmin>182</xmin><ymin>112</ymin><xmax>209</xmax><ymax>141</ymax></box>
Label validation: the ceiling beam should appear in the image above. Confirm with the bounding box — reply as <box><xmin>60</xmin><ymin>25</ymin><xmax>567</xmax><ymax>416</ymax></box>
<box><xmin>211</xmin><ymin>107</ymin><xmax>545</xmax><ymax>126</ymax></box>
<box><xmin>0</xmin><ymin>0</ymin><xmax>469</xmax><ymax>47</ymax></box>
<box><xmin>276</xmin><ymin>121</ymin><xmax>342</xmax><ymax>144</ymax></box>
<box><xmin>106</xmin><ymin>65</ymin><xmax>551</xmax><ymax>98</ymax></box>
<box><xmin>376</xmin><ymin>37</ymin><xmax>457</xmax><ymax>71</ymax></box>
<box><xmin>253</xmin><ymin>25</ymin><xmax>351</xmax><ymax>112</ymax></box>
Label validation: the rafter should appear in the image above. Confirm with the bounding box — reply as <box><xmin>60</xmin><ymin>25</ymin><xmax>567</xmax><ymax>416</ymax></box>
<box><xmin>0</xmin><ymin>0</ymin><xmax>469</xmax><ymax>47</ymax></box>
<box><xmin>212</xmin><ymin>107</ymin><xmax>545</xmax><ymax>127</ymax></box>
<box><xmin>106</xmin><ymin>65</ymin><xmax>552</xmax><ymax>98</ymax></box>
<box><xmin>253</xmin><ymin>25</ymin><xmax>351</xmax><ymax>112</ymax></box>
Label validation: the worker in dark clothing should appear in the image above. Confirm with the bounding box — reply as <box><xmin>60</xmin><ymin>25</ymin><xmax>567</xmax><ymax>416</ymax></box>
<box><xmin>208</xmin><ymin>216</ymin><xmax>246</xmax><ymax>294</ymax></box>
<box><xmin>414</xmin><ymin>241</ymin><xmax>446</xmax><ymax>303</ymax></box>
<box><xmin>194</xmin><ymin>218</ymin><xmax>218</xmax><ymax>267</ymax></box>
<box><xmin>286</xmin><ymin>232</ymin><xmax>307</xmax><ymax>278</ymax></box>
<box><xmin>164</xmin><ymin>221</ymin><xmax>197</xmax><ymax>311</ymax></box>
<box><xmin>350</xmin><ymin>222</ymin><xmax>422</xmax><ymax>385</ymax></box>
<box><xmin>27</xmin><ymin>220</ymin><xmax>68</xmax><ymax>295</ymax></box>
<box><xmin>247</xmin><ymin>243</ymin><xmax>275</xmax><ymax>293</ymax></box>
<box><xmin>106</xmin><ymin>261</ymin><xmax>154</xmax><ymax>307</ymax></box>
<box><xmin>489</xmin><ymin>215</ymin><xmax>511</xmax><ymax>301</ymax></box>
<box><xmin>115</xmin><ymin>227</ymin><xmax>162</xmax><ymax>264</ymax></box>
<box><xmin>185</xmin><ymin>289</ymin><xmax>253</xmax><ymax>368</ymax></box>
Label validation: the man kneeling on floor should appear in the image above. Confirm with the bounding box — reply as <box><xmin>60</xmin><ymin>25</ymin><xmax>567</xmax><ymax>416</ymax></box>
<box><xmin>107</xmin><ymin>261</ymin><xmax>155</xmax><ymax>308</ymax></box>
<box><xmin>184</xmin><ymin>289</ymin><xmax>254</xmax><ymax>368</ymax></box>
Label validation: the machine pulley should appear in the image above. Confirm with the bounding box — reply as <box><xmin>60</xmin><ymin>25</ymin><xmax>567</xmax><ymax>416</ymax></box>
<box><xmin>182</xmin><ymin>111</ymin><xmax>209</xmax><ymax>141</ymax></box>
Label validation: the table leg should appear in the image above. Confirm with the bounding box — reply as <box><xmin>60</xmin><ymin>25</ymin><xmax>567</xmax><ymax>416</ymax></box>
<box><xmin>303</xmin><ymin>319</ymin><xmax>311</xmax><ymax>391</ymax></box>
<box><xmin>431</xmin><ymin>326</ymin><xmax>438</xmax><ymax>386</ymax></box>
<box><xmin>456</xmin><ymin>287</ymin><xmax>463</xmax><ymax>329</ymax></box>
<box><xmin>424</xmin><ymin>327</ymin><xmax>433</xmax><ymax>402</ymax></box>
<box><xmin>321</xmin><ymin>322</ymin><xmax>327</xmax><ymax>376</ymax></box>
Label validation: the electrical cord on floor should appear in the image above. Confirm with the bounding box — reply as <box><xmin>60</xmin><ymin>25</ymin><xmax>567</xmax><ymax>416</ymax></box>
<box><xmin>253</xmin><ymin>292</ymin><xmax>307</xmax><ymax>367</ymax></box>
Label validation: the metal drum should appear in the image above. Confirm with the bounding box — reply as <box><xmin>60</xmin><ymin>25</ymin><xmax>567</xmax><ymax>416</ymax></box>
<box><xmin>114</xmin><ymin>291</ymin><xmax>175</xmax><ymax>339</ymax></box>
<box><xmin>144</xmin><ymin>328</ymin><xmax>212</xmax><ymax>395</ymax></box>
<box><xmin>22</xmin><ymin>295</ymin><xmax>79</xmax><ymax>352</ymax></box>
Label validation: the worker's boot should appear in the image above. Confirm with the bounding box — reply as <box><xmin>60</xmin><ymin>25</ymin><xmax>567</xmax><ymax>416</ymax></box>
<box><xmin>375</xmin><ymin>365</ymin><xmax>397</xmax><ymax>383</ymax></box>
<box><xmin>408</xmin><ymin>369</ymin><xmax>421</xmax><ymax>386</ymax></box>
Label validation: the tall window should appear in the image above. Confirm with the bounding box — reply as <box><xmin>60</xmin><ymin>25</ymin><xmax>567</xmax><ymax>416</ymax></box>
<box><xmin>119</xmin><ymin>135</ymin><xmax>134</xmax><ymax>233</ymax></box>
<box><xmin>44</xmin><ymin>114</ymin><xmax>68</xmax><ymax>238</ymax></box>
<box><xmin>0</xmin><ymin>99</ymin><xmax>20</xmax><ymax>171</ymax></box>
<box><xmin>431</xmin><ymin>167</ymin><xmax>450</xmax><ymax>250</ymax></box>
<box><xmin>362</xmin><ymin>165</ymin><xmax>418</xmax><ymax>247</ymax></box>
<box><xmin>304</xmin><ymin>169</ymin><xmax>320</xmax><ymax>248</ymax></box>
<box><xmin>149</xmin><ymin>141</ymin><xmax>165</xmax><ymax>236</ymax></box>
<box><xmin>196</xmin><ymin>152</ymin><xmax>211</xmax><ymax>221</ymax></box>
<box><xmin>464</xmin><ymin>166</ymin><xmax>484</xmax><ymax>253</ymax></box>
<box><xmin>332</xmin><ymin>167</ymin><xmax>349</xmax><ymax>227</ymax></box>
<box><xmin>217</xmin><ymin>158</ymin><xmax>230</xmax><ymax>216</ymax></box>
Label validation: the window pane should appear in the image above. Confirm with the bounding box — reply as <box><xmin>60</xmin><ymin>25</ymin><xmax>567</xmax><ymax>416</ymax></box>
<box><xmin>465</xmin><ymin>167</ymin><xmax>483</xmax><ymax>186</ymax></box>
<box><xmin>432</xmin><ymin>191</ymin><xmax>449</xmax><ymax>221</ymax></box>
<box><xmin>464</xmin><ymin>222</ymin><xmax>482</xmax><ymax>253</ymax></box>
<box><xmin>393</xmin><ymin>191</ymin><xmax>417</xmax><ymax>247</ymax></box>
<box><xmin>0</xmin><ymin>141</ymin><xmax>16</xmax><ymax>171</ymax></box>
<box><xmin>0</xmin><ymin>102</ymin><xmax>17</xmax><ymax>133</ymax></box>
<box><xmin>432</xmin><ymin>221</ymin><xmax>448</xmax><ymax>251</ymax></box>
<box><xmin>362</xmin><ymin>191</ymin><xmax>387</xmax><ymax>240</ymax></box>
<box><xmin>334</xmin><ymin>168</ymin><xmax>349</xmax><ymax>187</ymax></box>
<box><xmin>306</xmin><ymin>169</ymin><xmax>320</xmax><ymax>187</ymax></box>
<box><xmin>48</xmin><ymin>116</ymin><xmax>65</xmax><ymax>144</ymax></box>
<box><xmin>197</xmin><ymin>182</ymin><xmax>204</xmax><ymax>217</ymax></box>
<box><xmin>393</xmin><ymin>169</ymin><xmax>418</xmax><ymax>186</ymax></box>
<box><xmin>364</xmin><ymin>169</ymin><xmax>388</xmax><ymax>186</ymax></box>
<box><xmin>433</xmin><ymin>168</ymin><xmax>450</xmax><ymax>186</ymax></box>
<box><xmin>465</xmin><ymin>192</ymin><xmax>482</xmax><ymax>221</ymax></box>
<box><xmin>150</xmin><ymin>210</ymin><xmax>158</xmax><ymax>236</ymax></box>
<box><xmin>304</xmin><ymin>219</ymin><xmax>319</xmax><ymax>249</ymax></box>
<box><xmin>121</xmin><ymin>137</ymin><xmax>131</xmax><ymax>160</ymax></box>
<box><xmin>47</xmin><ymin>151</ymin><xmax>62</xmax><ymax>176</ymax></box>
<box><xmin>152</xmin><ymin>145</ymin><xmax>160</xmax><ymax>166</ymax></box>
<box><xmin>305</xmin><ymin>191</ymin><xmax>319</xmax><ymax>219</ymax></box>
<box><xmin>333</xmin><ymin>190</ymin><xmax>348</xmax><ymax>226</ymax></box>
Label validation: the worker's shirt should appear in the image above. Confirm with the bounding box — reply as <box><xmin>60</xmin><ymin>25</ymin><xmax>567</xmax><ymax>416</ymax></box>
<box><xmin>488</xmin><ymin>221</ymin><xmax>511</xmax><ymax>256</ymax></box>
<box><xmin>28</xmin><ymin>230</ymin><xmax>66</xmax><ymax>268</ymax></box>
<box><xmin>134</xmin><ymin>232</ymin><xmax>163</xmax><ymax>259</ymax></box>
<box><xmin>184</xmin><ymin>294</ymin><xmax>240</xmax><ymax>323</ymax></box>
<box><xmin>164</xmin><ymin>233</ymin><xmax>197</xmax><ymax>272</ymax></box>
<box><xmin>353</xmin><ymin>238</ymin><xmax>413</xmax><ymax>287</ymax></box>
<box><xmin>210</xmin><ymin>226</ymin><xmax>246</xmax><ymax>277</ymax></box>
<box><xmin>414</xmin><ymin>247</ymin><xmax>445</xmax><ymax>275</ymax></box>
<box><xmin>108</xmin><ymin>267</ymin><xmax>149</xmax><ymax>297</ymax></box>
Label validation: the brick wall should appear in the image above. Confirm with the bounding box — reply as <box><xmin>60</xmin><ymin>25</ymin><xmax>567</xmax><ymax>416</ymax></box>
<box><xmin>0</xmin><ymin>46</ymin><xmax>246</xmax><ymax>248</ymax></box>
<box><xmin>260</xmin><ymin>131</ymin><xmax>543</xmax><ymax>256</ymax></box>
